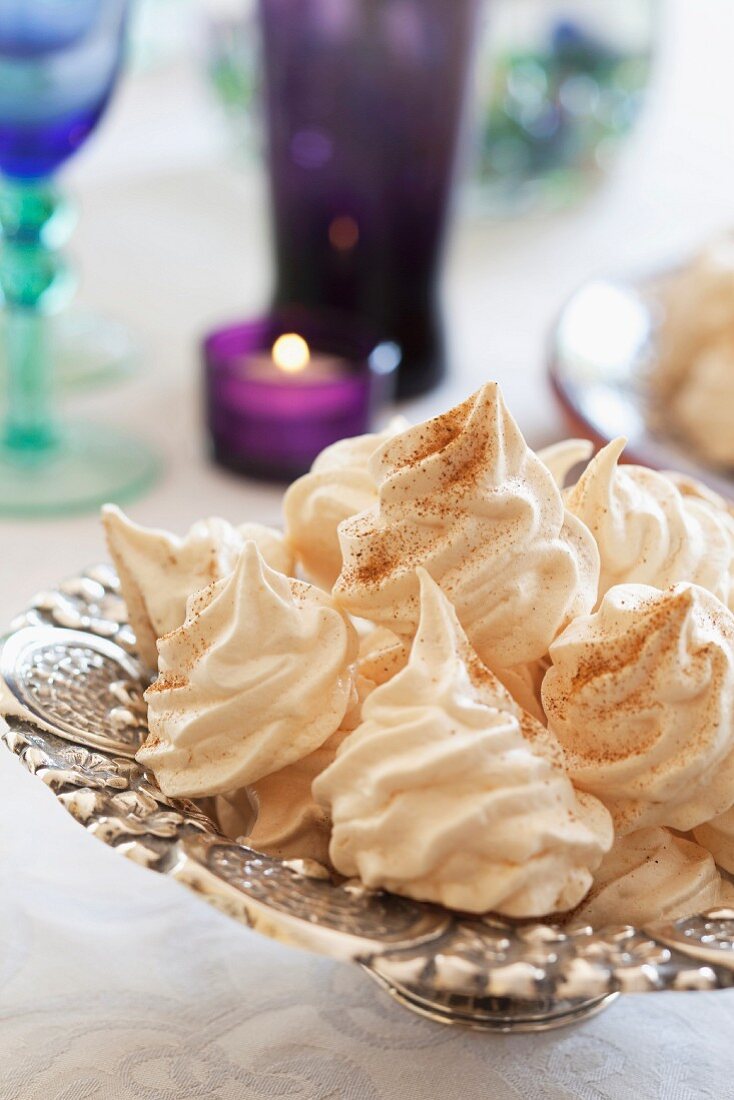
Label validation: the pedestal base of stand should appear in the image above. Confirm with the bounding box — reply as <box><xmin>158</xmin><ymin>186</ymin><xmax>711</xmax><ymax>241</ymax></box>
<box><xmin>364</xmin><ymin>967</ymin><xmax>619</xmax><ymax>1032</ymax></box>
<box><xmin>0</xmin><ymin>420</ymin><xmax>159</xmax><ymax>517</ymax></box>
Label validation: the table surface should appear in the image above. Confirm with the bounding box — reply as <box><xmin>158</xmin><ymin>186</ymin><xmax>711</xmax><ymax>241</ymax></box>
<box><xmin>3</xmin><ymin>2</ymin><xmax>734</xmax><ymax>1095</ymax></box>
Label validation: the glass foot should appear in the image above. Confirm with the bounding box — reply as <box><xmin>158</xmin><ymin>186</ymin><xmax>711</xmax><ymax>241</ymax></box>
<box><xmin>0</xmin><ymin>311</ymin><xmax>139</xmax><ymax>394</ymax></box>
<box><xmin>0</xmin><ymin>420</ymin><xmax>160</xmax><ymax>517</ymax></box>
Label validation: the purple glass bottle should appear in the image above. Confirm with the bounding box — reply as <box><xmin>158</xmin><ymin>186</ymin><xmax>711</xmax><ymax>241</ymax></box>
<box><xmin>259</xmin><ymin>0</ymin><xmax>479</xmax><ymax>398</ymax></box>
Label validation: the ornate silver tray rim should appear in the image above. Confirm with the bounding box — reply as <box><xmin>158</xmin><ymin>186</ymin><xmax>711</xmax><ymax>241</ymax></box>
<box><xmin>3</xmin><ymin>564</ymin><xmax>734</xmax><ymax>1032</ymax></box>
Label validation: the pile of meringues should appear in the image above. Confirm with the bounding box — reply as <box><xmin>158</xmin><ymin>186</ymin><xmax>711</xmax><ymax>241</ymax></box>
<box><xmin>102</xmin><ymin>383</ymin><xmax>734</xmax><ymax>924</ymax></box>
<box><xmin>654</xmin><ymin>235</ymin><xmax>734</xmax><ymax>468</ymax></box>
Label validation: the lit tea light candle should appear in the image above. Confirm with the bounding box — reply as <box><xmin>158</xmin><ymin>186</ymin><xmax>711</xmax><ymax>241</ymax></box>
<box><xmin>244</xmin><ymin>332</ymin><xmax>346</xmax><ymax>384</ymax></box>
<box><xmin>203</xmin><ymin>312</ymin><xmax>399</xmax><ymax>481</ymax></box>
<box><xmin>273</xmin><ymin>332</ymin><xmax>310</xmax><ymax>374</ymax></box>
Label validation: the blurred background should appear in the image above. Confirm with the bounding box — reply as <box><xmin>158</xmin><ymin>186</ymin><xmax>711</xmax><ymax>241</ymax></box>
<box><xmin>0</xmin><ymin>0</ymin><xmax>731</xmax><ymax>612</ymax></box>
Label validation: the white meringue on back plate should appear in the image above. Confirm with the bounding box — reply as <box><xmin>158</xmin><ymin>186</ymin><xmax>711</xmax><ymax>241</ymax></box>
<box><xmin>669</xmin><ymin>333</ymin><xmax>734</xmax><ymax>468</ymax></box>
<box><xmin>655</xmin><ymin>235</ymin><xmax>734</xmax><ymax>400</ymax></box>
<box><xmin>102</xmin><ymin>505</ymin><xmax>293</xmax><ymax>668</ymax></box>
<box><xmin>314</xmin><ymin>569</ymin><xmax>612</xmax><ymax>918</ymax></box>
<box><xmin>138</xmin><ymin>542</ymin><xmax>357</xmax><ymax>798</ymax></box>
<box><xmin>333</xmin><ymin>383</ymin><xmax>600</xmax><ymax>668</ymax></box>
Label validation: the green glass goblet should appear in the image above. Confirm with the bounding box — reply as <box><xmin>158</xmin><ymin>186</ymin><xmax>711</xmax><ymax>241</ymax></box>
<box><xmin>0</xmin><ymin>0</ymin><xmax>159</xmax><ymax>516</ymax></box>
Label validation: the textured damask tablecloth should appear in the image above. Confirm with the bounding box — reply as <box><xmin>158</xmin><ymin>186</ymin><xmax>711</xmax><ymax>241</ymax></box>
<box><xmin>4</xmin><ymin>2</ymin><xmax>734</xmax><ymax>1093</ymax></box>
<box><xmin>3</xmin><ymin>744</ymin><xmax>734</xmax><ymax>1100</ymax></box>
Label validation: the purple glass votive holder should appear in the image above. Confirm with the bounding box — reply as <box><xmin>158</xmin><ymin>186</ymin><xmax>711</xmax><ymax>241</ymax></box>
<box><xmin>203</xmin><ymin>310</ymin><xmax>399</xmax><ymax>481</ymax></box>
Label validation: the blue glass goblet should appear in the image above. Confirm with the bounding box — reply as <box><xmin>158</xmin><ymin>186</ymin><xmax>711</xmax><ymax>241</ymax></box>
<box><xmin>0</xmin><ymin>0</ymin><xmax>158</xmax><ymax>516</ymax></box>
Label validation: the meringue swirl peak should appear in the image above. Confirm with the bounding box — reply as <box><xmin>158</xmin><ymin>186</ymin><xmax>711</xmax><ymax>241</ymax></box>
<box><xmin>102</xmin><ymin>505</ymin><xmax>293</xmax><ymax>668</ymax></box>
<box><xmin>314</xmin><ymin>569</ymin><xmax>612</xmax><ymax>917</ymax></box>
<box><xmin>537</xmin><ymin>437</ymin><xmax>594</xmax><ymax>488</ymax></box>
<box><xmin>333</xmin><ymin>383</ymin><xmax>599</xmax><ymax>668</ymax></box>
<box><xmin>138</xmin><ymin>542</ymin><xmax>357</xmax><ymax>798</ymax></box>
<box><xmin>564</xmin><ymin>436</ymin><xmax>732</xmax><ymax>604</ymax></box>
<box><xmin>542</xmin><ymin>582</ymin><xmax>734</xmax><ymax>833</ymax></box>
<box><xmin>283</xmin><ymin>419</ymin><xmax>408</xmax><ymax>591</ymax></box>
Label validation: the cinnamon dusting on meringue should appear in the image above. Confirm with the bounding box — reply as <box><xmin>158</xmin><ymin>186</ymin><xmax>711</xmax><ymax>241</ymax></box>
<box><xmin>335</xmin><ymin>383</ymin><xmax>600</xmax><ymax>668</ymax></box>
<box><xmin>139</xmin><ymin>543</ymin><xmax>357</xmax><ymax>798</ymax></box>
<box><xmin>102</xmin><ymin>505</ymin><xmax>293</xmax><ymax>668</ymax></box>
<box><xmin>315</xmin><ymin>569</ymin><xmax>612</xmax><ymax>917</ymax></box>
<box><xmin>543</xmin><ymin>582</ymin><xmax>734</xmax><ymax>832</ymax></box>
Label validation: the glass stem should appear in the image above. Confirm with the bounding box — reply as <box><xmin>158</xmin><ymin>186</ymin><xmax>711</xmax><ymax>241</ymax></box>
<box><xmin>0</xmin><ymin>178</ymin><xmax>75</xmax><ymax>452</ymax></box>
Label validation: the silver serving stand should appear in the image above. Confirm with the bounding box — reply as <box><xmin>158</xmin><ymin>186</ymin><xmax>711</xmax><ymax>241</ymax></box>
<box><xmin>3</xmin><ymin>565</ymin><xmax>734</xmax><ymax>1032</ymax></box>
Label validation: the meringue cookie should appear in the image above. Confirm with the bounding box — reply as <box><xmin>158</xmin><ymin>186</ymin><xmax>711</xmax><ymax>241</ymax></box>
<box><xmin>314</xmin><ymin>570</ymin><xmax>612</xmax><ymax>917</ymax></box>
<box><xmin>216</xmin><ymin>730</ymin><xmax>347</xmax><ymax>865</ymax></box>
<box><xmin>283</xmin><ymin>419</ymin><xmax>408</xmax><ymax>591</ymax></box>
<box><xmin>236</xmin><ymin>523</ymin><xmax>293</xmax><ymax>576</ymax></box>
<box><xmin>542</xmin><ymin>583</ymin><xmax>734</xmax><ymax>833</ymax></box>
<box><xmin>492</xmin><ymin>659</ymin><xmax>548</xmax><ymax>725</ymax></box>
<box><xmin>355</xmin><ymin>625</ymin><xmax>409</xmax><ymax>687</ymax></box>
<box><xmin>102</xmin><ymin>505</ymin><xmax>293</xmax><ymax>668</ymax></box>
<box><xmin>335</xmin><ymin>627</ymin><xmax>410</xmax><ymax>732</ymax></box>
<box><xmin>334</xmin><ymin>383</ymin><xmax>600</xmax><ymax>668</ymax></box>
<box><xmin>663</xmin><ymin>469</ymin><xmax>734</xmax><ymax>513</ymax></box>
<box><xmin>213</xmin><ymin>787</ymin><xmax>256</xmax><ymax>840</ymax></box>
<box><xmin>694</xmin><ymin>809</ymin><xmax>734</xmax><ymax>874</ymax></box>
<box><xmin>356</xmin><ymin>622</ymin><xmax>405</xmax><ymax>658</ymax></box>
<box><xmin>656</xmin><ymin>235</ymin><xmax>734</xmax><ymax>399</ymax></box>
<box><xmin>139</xmin><ymin>543</ymin><xmax>358</xmax><ymax>798</ymax></box>
<box><xmin>564</xmin><ymin>437</ymin><xmax>732</xmax><ymax>604</ymax></box>
<box><xmin>670</xmin><ymin>333</ymin><xmax>734</xmax><ymax>467</ymax></box>
<box><xmin>576</xmin><ymin>828</ymin><xmax>726</xmax><ymax>926</ymax></box>
<box><xmin>661</xmin><ymin>470</ymin><xmax>734</xmax><ymax>613</ymax></box>
<box><xmin>653</xmin><ymin>238</ymin><xmax>734</xmax><ymax>468</ymax></box>
<box><xmin>537</xmin><ymin>438</ymin><xmax>594</xmax><ymax>489</ymax></box>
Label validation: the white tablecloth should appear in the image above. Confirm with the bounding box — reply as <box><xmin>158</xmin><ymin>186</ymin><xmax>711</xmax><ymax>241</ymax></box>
<box><xmin>3</xmin><ymin>2</ymin><xmax>734</xmax><ymax>1094</ymax></box>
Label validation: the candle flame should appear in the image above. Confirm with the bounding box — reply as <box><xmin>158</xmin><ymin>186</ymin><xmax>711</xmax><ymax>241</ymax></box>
<box><xmin>272</xmin><ymin>333</ymin><xmax>310</xmax><ymax>374</ymax></box>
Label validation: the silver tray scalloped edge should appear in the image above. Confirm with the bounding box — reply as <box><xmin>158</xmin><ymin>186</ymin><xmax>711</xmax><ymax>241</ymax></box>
<box><xmin>3</xmin><ymin>565</ymin><xmax>734</xmax><ymax>1032</ymax></box>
